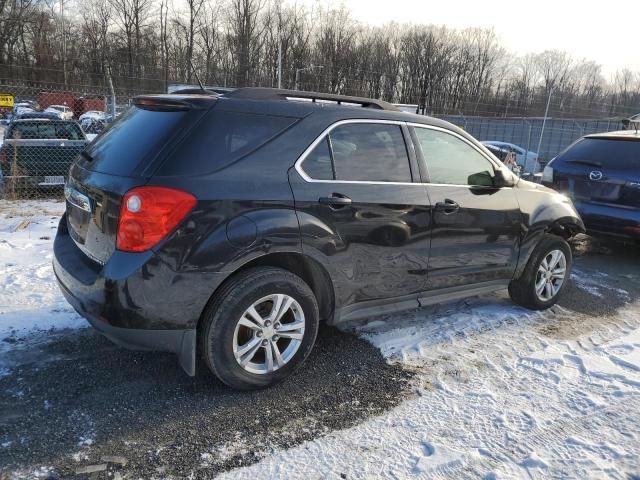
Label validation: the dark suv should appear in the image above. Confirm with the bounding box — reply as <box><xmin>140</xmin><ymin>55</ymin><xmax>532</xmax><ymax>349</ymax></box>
<box><xmin>53</xmin><ymin>88</ymin><xmax>584</xmax><ymax>389</ymax></box>
<box><xmin>542</xmin><ymin>130</ymin><xmax>640</xmax><ymax>240</ymax></box>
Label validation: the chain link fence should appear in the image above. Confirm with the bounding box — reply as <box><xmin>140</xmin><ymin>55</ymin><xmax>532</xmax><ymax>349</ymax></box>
<box><xmin>438</xmin><ymin>115</ymin><xmax>625</xmax><ymax>165</ymax></box>
<box><xmin>0</xmin><ymin>82</ymin><xmax>136</xmax><ymax>199</ymax></box>
<box><xmin>0</xmin><ymin>81</ymin><xmax>630</xmax><ymax>200</ymax></box>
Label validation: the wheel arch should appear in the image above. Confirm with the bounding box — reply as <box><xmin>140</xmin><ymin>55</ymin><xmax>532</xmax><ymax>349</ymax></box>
<box><xmin>514</xmin><ymin>216</ymin><xmax>583</xmax><ymax>279</ymax></box>
<box><xmin>197</xmin><ymin>251</ymin><xmax>335</xmax><ymax>330</ymax></box>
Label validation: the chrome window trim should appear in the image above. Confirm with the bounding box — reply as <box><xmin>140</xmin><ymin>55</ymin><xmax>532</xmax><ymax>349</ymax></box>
<box><xmin>407</xmin><ymin>122</ymin><xmax>503</xmax><ymax>171</ymax></box>
<box><xmin>294</xmin><ymin>119</ymin><xmax>417</xmax><ymax>186</ymax></box>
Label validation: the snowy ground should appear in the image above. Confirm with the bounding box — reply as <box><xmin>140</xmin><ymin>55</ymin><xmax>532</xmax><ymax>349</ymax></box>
<box><xmin>223</xmin><ymin>297</ymin><xmax>640</xmax><ymax>479</ymax></box>
<box><xmin>0</xmin><ymin>200</ymin><xmax>86</xmax><ymax>378</ymax></box>
<box><xmin>1</xmin><ymin>200</ymin><xmax>639</xmax><ymax>479</ymax></box>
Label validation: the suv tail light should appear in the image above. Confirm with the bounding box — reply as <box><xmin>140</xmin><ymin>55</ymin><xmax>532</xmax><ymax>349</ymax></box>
<box><xmin>117</xmin><ymin>186</ymin><xmax>196</xmax><ymax>252</ymax></box>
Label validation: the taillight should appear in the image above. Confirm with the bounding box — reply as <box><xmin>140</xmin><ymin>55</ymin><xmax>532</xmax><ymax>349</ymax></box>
<box><xmin>116</xmin><ymin>186</ymin><xmax>196</xmax><ymax>252</ymax></box>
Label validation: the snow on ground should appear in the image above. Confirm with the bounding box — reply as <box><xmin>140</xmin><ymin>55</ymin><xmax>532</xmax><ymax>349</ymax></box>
<box><xmin>0</xmin><ymin>200</ymin><xmax>86</xmax><ymax>375</ymax></box>
<box><xmin>1</xmin><ymin>200</ymin><xmax>639</xmax><ymax>479</ymax></box>
<box><xmin>221</xmin><ymin>296</ymin><xmax>640</xmax><ymax>479</ymax></box>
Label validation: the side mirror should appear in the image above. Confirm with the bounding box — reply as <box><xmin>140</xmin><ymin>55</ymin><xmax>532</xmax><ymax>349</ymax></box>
<box><xmin>493</xmin><ymin>168</ymin><xmax>515</xmax><ymax>188</ymax></box>
<box><xmin>468</xmin><ymin>169</ymin><xmax>515</xmax><ymax>188</ymax></box>
<box><xmin>467</xmin><ymin>171</ymin><xmax>495</xmax><ymax>187</ymax></box>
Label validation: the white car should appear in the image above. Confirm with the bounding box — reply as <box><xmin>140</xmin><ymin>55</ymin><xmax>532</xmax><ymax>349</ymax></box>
<box><xmin>481</xmin><ymin>141</ymin><xmax>540</xmax><ymax>174</ymax></box>
<box><xmin>78</xmin><ymin>110</ymin><xmax>106</xmax><ymax>122</ymax></box>
<box><xmin>45</xmin><ymin>105</ymin><xmax>74</xmax><ymax>120</ymax></box>
<box><xmin>11</xmin><ymin>104</ymin><xmax>35</xmax><ymax>118</ymax></box>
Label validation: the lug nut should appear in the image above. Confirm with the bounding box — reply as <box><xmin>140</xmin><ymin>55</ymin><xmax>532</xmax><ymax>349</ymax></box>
<box><xmin>274</xmin><ymin>323</ymin><xmax>281</xmax><ymax>329</ymax></box>
<box><xmin>264</xmin><ymin>320</ymin><xmax>272</xmax><ymax>327</ymax></box>
<box><xmin>262</xmin><ymin>339</ymin><xmax>268</xmax><ymax>346</ymax></box>
<box><xmin>256</xmin><ymin>331</ymin><xmax>263</xmax><ymax>338</ymax></box>
<box><xmin>273</xmin><ymin>335</ymin><xmax>279</xmax><ymax>342</ymax></box>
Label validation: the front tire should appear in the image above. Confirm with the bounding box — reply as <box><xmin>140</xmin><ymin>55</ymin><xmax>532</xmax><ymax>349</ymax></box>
<box><xmin>509</xmin><ymin>234</ymin><xmax>572</xmax><ymax>310</ymax></box>
<box><xmin>201</xmin><ymin>267</ymin><xmax>319</xmax><ymax>390</ymax></box>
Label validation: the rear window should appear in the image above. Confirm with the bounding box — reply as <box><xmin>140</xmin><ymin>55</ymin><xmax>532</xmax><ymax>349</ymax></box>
<box><xmin>81</xmin><ymin>106</ymin><xmax>190</xmax><ymax>176</ymax></box>
<box><xmin>156</xmin><ymin>110</ymin><xmax>298</xmax><ymax>176</ymax></box>
<box><xmin>558</xmin><ymin>138</ymin><xmax>640</xmax><ymax>170</ymax></box>
<box><xmin>8</xmin><ymin>121</ymin><xmax>84</xmax><ymax>140</ymax></box>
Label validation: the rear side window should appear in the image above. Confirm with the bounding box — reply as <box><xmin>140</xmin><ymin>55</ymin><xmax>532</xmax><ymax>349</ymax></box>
<box><xmin>82</xmin><ymin>106</ymin><xmax>189</xmax><ymax>176</ymax></box>
<box><xmin>157</xmin><ymin>111</ymin><xmax>298</xmax><ymax>176</ymax></box>
<box><xmin>558</xmin><ymin>138</ymin><xmax>640</xmax><ymax>170</ymax></box>
<box><xmin>301</xmin><ymin>137</ymin><xmax>334</xmax><ymax>180</ymax></box>
<box><xmin>301</xmin><ymin>123</ymin><xmax>412</xmax><ymax>182</ymax></box>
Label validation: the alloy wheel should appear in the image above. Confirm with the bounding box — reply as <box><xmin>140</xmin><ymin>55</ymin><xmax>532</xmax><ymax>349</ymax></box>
<box><xmin>535</xmin><ymin>249</ymin><xmax>567</xmax><ymax>302</ymax></box>
<box><xmin>232</xmin><ymin>294</ymin><xmax>305</xmax><ymax>375</ymax></box>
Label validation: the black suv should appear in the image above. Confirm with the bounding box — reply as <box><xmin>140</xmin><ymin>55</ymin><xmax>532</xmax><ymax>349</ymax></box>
<box><xmin>54</xmin><ymin>88</ymin><xmax>584</xmax><ymax>389</ymax></box>
<box><xmin>542</xmin><ymin>130</ymin><xmax>640</xmax><ymax>240</ymax></box>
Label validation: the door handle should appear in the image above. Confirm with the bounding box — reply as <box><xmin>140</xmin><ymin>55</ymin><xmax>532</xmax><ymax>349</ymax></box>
<box><xmin>434</xmin><ymin>199</ymin><xmax>459</xmax><ymax>214</ymax></box>
<box><xmin>319</xmin><ymin>193</ymin><xmax>352</xmax><ymax>209</ymax></box>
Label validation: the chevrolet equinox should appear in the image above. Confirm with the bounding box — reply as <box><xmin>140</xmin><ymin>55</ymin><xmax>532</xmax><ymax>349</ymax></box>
<box><xmin>54</xmin><ymin>88</ymin><xmax>585</xmax><ymax>389</ymax></box>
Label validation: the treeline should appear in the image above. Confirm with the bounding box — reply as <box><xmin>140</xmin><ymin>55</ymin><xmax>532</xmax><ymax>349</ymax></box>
<box><xmin>1</xmin><ymin>0</ymin><xmax>640</xmax><ymax>118</ymax></box>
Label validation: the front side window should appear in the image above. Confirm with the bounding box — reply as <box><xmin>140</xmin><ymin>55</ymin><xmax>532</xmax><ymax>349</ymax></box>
<box><xmin>300</xmin><ymin>122</ymin><xmax>412</xmax><ymax>182</ymax></box>
<box><xmin>414</xmin><ymin>128</ymin><xmax>496</xmax><ymax>186</ymax></box>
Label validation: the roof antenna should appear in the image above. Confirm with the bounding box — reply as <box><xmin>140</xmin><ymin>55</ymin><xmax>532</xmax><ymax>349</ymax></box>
<box><xmin>189</xmin><ymin>60</ymin><xmax>207</xmax><ymax>94</ymax></box>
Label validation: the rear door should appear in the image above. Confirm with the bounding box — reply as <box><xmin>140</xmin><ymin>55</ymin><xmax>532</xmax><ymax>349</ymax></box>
<box><xmin>289</xmin><ymin>119</ymin><xmax>432</xmax><ymax>308</ymax></box>
<box><xmin>410</xmin><ymin>125</ymin><xmax>521</xmax><ymax>290</ymax></box>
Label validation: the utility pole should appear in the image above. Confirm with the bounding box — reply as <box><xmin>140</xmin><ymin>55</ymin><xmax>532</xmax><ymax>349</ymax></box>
<box><xmin>277</xmin><ymin>1</ymin><xmax>282</xmax><ymax>89</ymax></box>
<box><xmin>536</xmin><ymin>88</ymin><xmax>552</xmax><ymax>160</ymax></box>
<box><xmin>107</xmin><ymin>65</ymin><xmax>116</xmax><ymax>117</ymax></box>
<box><xmin>61</xmin><ymin>0</ymin><xmax>67</xmax><ymax>89</ymax></box>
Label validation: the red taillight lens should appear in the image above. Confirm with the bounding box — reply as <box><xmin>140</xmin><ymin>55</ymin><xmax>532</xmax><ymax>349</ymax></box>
<box><xmin>116</xmin><ymin>186</ymin><xmax>196</xmax><ymax>252</ymax></box>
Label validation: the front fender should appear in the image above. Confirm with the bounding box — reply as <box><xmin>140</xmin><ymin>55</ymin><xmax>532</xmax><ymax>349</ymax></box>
<box><xmin>514</xmin><ymin>184</ymin><xmax>585</xmax><ymax>278</ymax></box>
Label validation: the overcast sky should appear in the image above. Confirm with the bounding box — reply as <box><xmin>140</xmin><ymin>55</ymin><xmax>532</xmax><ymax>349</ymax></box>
<box><xmin>293</xmin><ymin>0</ymin><xmax>639</xmax><ymax>78</ymax></box>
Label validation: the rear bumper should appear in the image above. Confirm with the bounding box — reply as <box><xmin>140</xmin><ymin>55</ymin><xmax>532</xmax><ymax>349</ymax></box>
<box><xmin>53</xmin><ymin>215</ymin><xmax>228</xmax><ymax>376</ymax></box>
<box><xmin>56</xmin><ymin>274</ymin><xmax>197</xmax><ymax>375</ymax></box>
<box><xmin>574</xmin><ymin>200</ymin><xmax>640</xmax><ymax>239</ymax></box>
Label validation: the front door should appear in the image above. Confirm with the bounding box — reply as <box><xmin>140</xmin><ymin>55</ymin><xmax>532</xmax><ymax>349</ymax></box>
<box><xmin>289</xmin><ymin>120</ymin><xmax>432</xmax><ymax>308</ymax></box>
<box><xmin>410</xmin><ymin>125</ymin><xmax>521</xmax><ymax>290</ymax></box>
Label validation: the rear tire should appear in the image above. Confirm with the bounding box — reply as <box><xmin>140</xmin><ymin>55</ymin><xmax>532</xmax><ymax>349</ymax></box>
<box><xmin>509</xmin><ymin>234</ymin><xmax>572</xmax><ymax>310</ymax></box>
<box><xmin>201</xmin><ymin>267</ymin><xmax>319</xmax><ymax>390</ymax></box>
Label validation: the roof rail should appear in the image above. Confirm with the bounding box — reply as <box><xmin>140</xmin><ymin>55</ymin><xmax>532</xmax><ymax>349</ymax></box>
<box><xmin>223</xmin><ymin>87</ymin><xmax>399</xmax><ymax>111</ymax></box>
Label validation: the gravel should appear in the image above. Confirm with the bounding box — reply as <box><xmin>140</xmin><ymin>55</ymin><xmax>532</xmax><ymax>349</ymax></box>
<box><xmin>0</xmin><ymin>325</ymin><xmax>412</xmax><ymax>479</ymax></box>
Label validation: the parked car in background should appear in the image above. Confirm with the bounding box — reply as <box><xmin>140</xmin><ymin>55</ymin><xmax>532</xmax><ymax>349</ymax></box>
<box><xmin>79</xmin><ymin>117</ymin><xmax>108</xmax><ymax>140</ymax></box>
<box><xmin>482</xmin><ymin>141</ymin><xmax>540</xmax><ymax>174</ymax></box>
<box><xmin>14</xmin><ymin>111</ymin><xmax>61</xmax><ymax>121</ymax></box>
<box><xmin>543</xmin><ymin>130</ymin><xmax>640</xmax><ymax>241</ymax></box>
<box><xmin>483</xmin><ymin>143</ymin><xmax>520</xmax><ymax>172</ymax></box>
<box><xmin>622</xmin><ymin>113</ymin><xmax>640</xmax><ymax>130</ymax></box>
<box><xmin>54</xmin><ymin>88</ymin><xmax>584</xmax><ymax>390</ymax></box>
<box><xmin>45</xmin><ymin>105</ymin><xmax>74</xmax><ymax>120</ymax></box>
<box><xmin>11</xmin><ymin>103</ymin><xmax>35</xmax><ymax>119</ymax></box>
<box><xmin>78</xmin><ymin>110</ymin><xmax>106</xmax><ymax>123</ymax></box>
<box><xmin>0</xmin><ymin>119</ymin><xmax>87</xmax><ymax>194</ymax></box>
